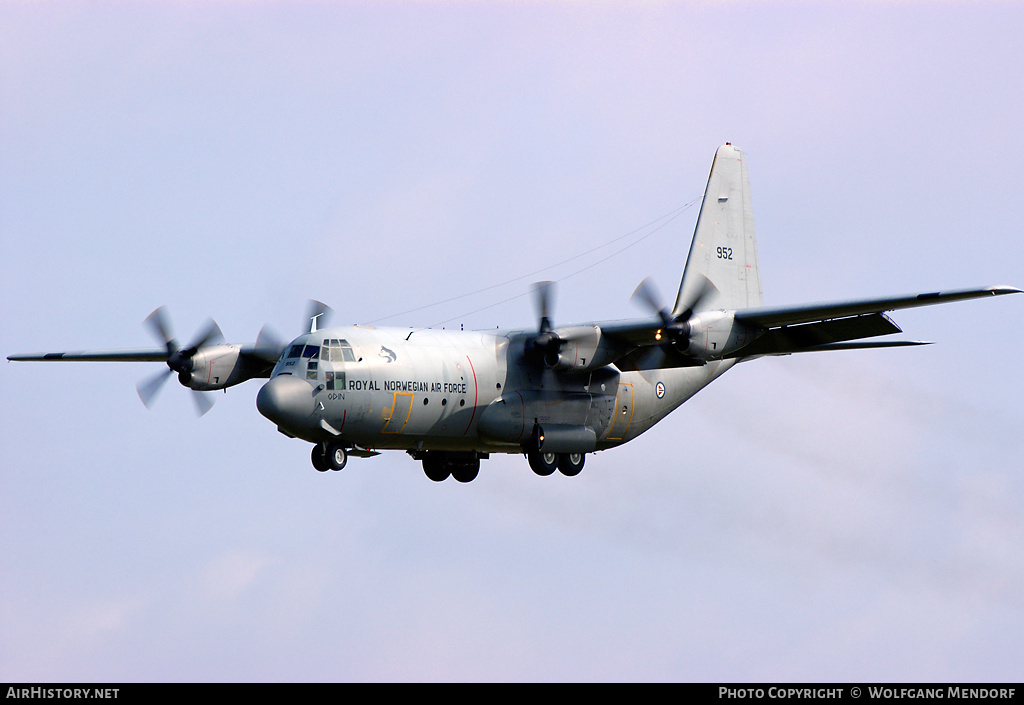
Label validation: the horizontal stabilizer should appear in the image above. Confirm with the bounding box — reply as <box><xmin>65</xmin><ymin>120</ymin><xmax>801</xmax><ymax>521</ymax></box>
<box><xmin>732</xmin><ymin>313</ymin><xmax>901</xmax><ymax>358</ymax></box>
<box><xmin>796</xmin><ymin>340</ymin><xmax>932</xmax><ymax>352</ymax></box>
<box><xmin>738</xmin><ymin>339</ymin><xmax>932</xmax><ymax>359</ymax></box>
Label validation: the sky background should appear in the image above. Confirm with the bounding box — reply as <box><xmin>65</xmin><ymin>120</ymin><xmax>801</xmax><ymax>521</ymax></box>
<box><xmin>2</xmin><ymin>1</ymin><xmax>1022</xmax><ymax>682</ymax></box>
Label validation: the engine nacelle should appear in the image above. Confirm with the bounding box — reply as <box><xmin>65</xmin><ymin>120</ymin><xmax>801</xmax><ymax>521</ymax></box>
<box><xmin>178</xmin><ymin>344</ymin><xmax>251</xmax><ymax>391</ymax></box>
<box><xmin>683</xmin><ymin>311</ymin><xmax>761</xmax><ymax>361</ymax></box>
<box><xmin>545</xmin><ymin>326</ymin><xmax>620</xmax><ymax>373</ymax></box>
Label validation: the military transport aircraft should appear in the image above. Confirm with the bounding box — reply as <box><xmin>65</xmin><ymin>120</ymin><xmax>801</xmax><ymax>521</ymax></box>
<box><xmin>9</xmin><ymin>144</ymin><xmax>1020</xmax><ymax>483</ymax></box>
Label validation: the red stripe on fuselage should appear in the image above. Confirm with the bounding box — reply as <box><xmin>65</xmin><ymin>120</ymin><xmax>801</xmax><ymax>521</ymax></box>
<box><xmin>463</xmin><ymin>355</ymin><xmax>478</xmax><ymax>435</ymax></box>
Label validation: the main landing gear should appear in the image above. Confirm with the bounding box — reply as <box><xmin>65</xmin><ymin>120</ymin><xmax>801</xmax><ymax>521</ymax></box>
<box><xmin>420</xmin><ymin>451</ymin><xmax>481</xmax><ymax>483</ymax></box>
<box><xmin>310</xmin><ymin>444</ymin><xmax>584</xmax><ymax>481</ymax></box>
<box><xmin>526</xmin><ymin>450</ymin><xmax>586</xmax><ymax>477</ymax></box>
<box><xmin>311</xmin><ymin>441</ymin><xmax>347</xmax><ymax>472</ymax></box>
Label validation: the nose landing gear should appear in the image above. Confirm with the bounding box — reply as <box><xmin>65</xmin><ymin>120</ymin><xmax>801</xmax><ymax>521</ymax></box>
<box><xmin>311</xmin><ymin>442</ymin><xmax>348</xmax><ymax>472</ymax></box>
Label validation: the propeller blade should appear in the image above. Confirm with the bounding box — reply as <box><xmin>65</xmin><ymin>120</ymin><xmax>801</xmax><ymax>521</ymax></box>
<box><xmin>144</xmin><ymin>306</ymin><xmax>177</xmax><ymax>352</ymax></box>
<box><xmin>136</xmin><ymin>368</ymin><xmax>173</xmax><ymax>408</ymax></box>
<box><xmin>675</xmin><ymin>273</ymin><xmax>718</xmax><ymax>319</ymax></box>
<box><xmin>184</xmin><ymin>319</ymin><xmax>223</xmax><ymax>353</ymax></box>
<box><xmin>532</xmin><ymin>281</ymin><xmax>554</xmax><ymax>333</ymax></box>
<box><xmin>307</xmin><ymin>300</ymin><xmax>333</xmax><ymax>332</ymax></box>
<box><xmin>255</xmin><ymin>324</ymin><xmax>286</xmax><ymax>360</ymax></box>
<box><xmin>631</xmin><ymin>278</ymin><xmax>672</xmax><ymax>325</ymax></box>
<box><xmin>191</xmin><ymin>390</ymin><xmax>215</xmax><ymax>417</ymax></box>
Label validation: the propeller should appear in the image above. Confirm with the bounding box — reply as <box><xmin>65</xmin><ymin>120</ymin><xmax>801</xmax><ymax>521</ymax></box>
<box><xmin>307</xmin><ymin>300</ymin><xmax>333</xmax><ymax>333</ymax></box>
<box><xmin>254</xmin><ymin>324</ymin><xmax>286</xmax><ymax>361</ymax></box>
<box><xmin>253</xmin><ymin>299</ymin><xmax>330</xmax><ymax>362</ymax></box>
<box><xmin>525</xmin><ymin>281</ymin><xmax>562</xmax><ymax>367</ymax></box>
<box><xmin>631</xmin><ymin>278</ymin><xmax>673</xmax><ymax>328</ymax></box>
<box><xmin>136</xmin><ymin>307</ymin><xmax>223</xmax><ymax>416</ymax></box>
<box><xmin>631</xmin><ymin>274</ymin><xmax>718</xmax><ymax>351</ymax></box>
<box><xmin>674</xmin><ymin>273</ymin><xmax>718</xmax><ymax>322</ymax></box>
<box><xmin>533</xmin><ymin>281</ymin><xmax>554</xmax><ymax>334</ymax></box>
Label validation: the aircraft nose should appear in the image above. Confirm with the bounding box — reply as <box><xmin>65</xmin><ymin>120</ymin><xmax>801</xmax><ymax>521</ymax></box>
<box><xmin>256</xmin><ymin>374</ymin><xmax>316</xmax><ymax>430</ymax></box>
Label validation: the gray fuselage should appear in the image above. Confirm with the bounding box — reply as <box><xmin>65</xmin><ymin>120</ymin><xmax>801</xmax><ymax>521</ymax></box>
<box><xmin>256</xmin><ymin>324</ymin><xmax>734</xmax><ymax>456</ymax></box>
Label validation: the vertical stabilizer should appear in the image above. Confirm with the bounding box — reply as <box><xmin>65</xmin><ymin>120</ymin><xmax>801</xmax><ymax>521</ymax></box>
<box><xmin>674</xmin><ymin>144</ymin><xmax>762</xmax><ymax>314</ymax></box>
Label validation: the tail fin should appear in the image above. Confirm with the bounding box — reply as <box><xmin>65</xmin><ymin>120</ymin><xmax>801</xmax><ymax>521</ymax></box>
<box><xmin>674</xmin><ymin>144</ymin><xmax>762</xmax><ymax>314</ymax></box>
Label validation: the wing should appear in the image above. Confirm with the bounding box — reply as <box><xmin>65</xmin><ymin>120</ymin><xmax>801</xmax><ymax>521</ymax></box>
<box><xmin>8</xmin><ymin>349</ymin><xmax>170</xmax><ymax>362</ymax></box>
<box><xmin>729</xmin><ymin>285</ymin><xmax>1021</xmax><ymax>358</ymax></box>
<box><xmin>579</xmin><ymin>285</ymin><xmax>1021</xmax><ymax>369</ymax></box>
<box><xmin>9</xmin><ymin>344</ymin><xmax>282</xmax><ymax>375</ymax></box>
<box><xmin>732</xmin><ymin>285</ymin><xmax>1021</xmax><ymax>328</ymax></box>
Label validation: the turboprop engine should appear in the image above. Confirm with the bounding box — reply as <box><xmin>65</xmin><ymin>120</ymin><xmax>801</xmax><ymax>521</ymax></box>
<box><xmin>679</xmin><ymin>310</ymin><xmax>760</xmax><ymax>361</ymax></box>
<box><xmin>522</xmin><ymin>282</ymin><xmax>622</xmax><ymax>374</ymax></box>
<box><xmin>176</xmin><ymin>344</ymin><xmax>249</xmax><ymax>391</ymax></box>
<box><xmin>539</xmin><ymin>325</ymin><xmax>620</xmax><ymax>373</ymax></box>
<box><xmin>632</xmin><ymin>275</ymin><xmax>762</xmax><ymax>363</ymax></box>
<box><xmin>136</xmin><ymin>307</ymin><xmax>278</xmax><ymax>415</ymax></box>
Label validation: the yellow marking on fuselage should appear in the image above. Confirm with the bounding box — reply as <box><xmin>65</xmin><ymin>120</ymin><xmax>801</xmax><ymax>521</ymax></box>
<box><xmin>607</xmin><ymin>382</ymin><xmax>635</xmax><ymax>441</ymax></box>
<box><xmin>382</xmin><ymin>392</ymin><xmax>414</xmax><ymax>434</ymax></box>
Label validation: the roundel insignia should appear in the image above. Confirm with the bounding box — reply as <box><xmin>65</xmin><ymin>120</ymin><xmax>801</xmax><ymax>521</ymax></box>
<box><xmin>656</xmin><ymin>381</ymin><xmax>665</xmax><ymax>399</ymax></box>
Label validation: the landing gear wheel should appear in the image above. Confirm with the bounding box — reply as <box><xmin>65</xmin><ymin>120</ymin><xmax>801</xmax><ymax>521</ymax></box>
<box><xmin>558</xmin><ymin>452</ymin><xmax>585</xmax><ymax>477</ymax></box>
<box><xmin>422</xmin><ymin>455</ymin><xmax>450</xmax><ymax>482</ymax></box>
<box><xmin>451</xmin><ymin>459</ymin><xmax>480</xmax><ymax>484</ymax></box>
<box><xmin>527</xmin><ymin>450</ymin><xmax>558</xmax><ymax>476</ymax></box>
<box><xmin>326</xmin><ymin>442</ymin><xmax>348</xmax><ymax>471</ymax></box>
<box><xmin>311</xmin><ymin>445</ymin><xmax>329</xmax><ymax>472</ymax></box>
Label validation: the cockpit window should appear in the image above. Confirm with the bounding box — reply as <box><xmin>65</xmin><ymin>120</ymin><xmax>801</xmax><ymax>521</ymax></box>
<box><xmin>302</xmin><ymin>344</ymin><xmax>319</xmax><ymax>359</ymax></box>
<box><xmin>321</xmin><ymin>338</ymin><xmax>356</xmax><ymax>363</ymax></box>
<box><xmin>286</xmin><ymin>344</ymin><xmax>304</xmax><ymax>359</ymax></box>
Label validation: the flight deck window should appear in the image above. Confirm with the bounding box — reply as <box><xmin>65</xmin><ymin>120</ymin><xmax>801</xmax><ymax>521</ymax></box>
<box><xmin>286</xmin><ymin>344</ymin><xmax>304</xmax><ymax>359</ymax></box>
<box><xmin>322</xmin><ymin>339</ymin><xmax>356</xmax><ymax>363</ymax></box>
<box><xmin>303</xmin><ymin>345</ymin><xmax>319</xmax><ymax>359</ymax></box>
